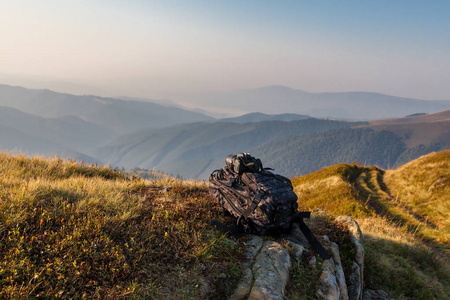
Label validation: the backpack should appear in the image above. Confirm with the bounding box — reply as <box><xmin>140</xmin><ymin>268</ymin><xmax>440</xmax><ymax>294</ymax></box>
<box><xmin>209</xmin><ymin>153</ymin><xmax>331</xmax><ymax>260</ymax></box>
<box><xmin>209</xmin><ymin>153</ymin><xmax>298</xmax><ymax>235</ymax></box>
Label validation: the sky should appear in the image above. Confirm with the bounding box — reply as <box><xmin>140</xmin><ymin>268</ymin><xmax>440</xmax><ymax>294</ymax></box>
<box><xmin>1</xmin><ymin>0</ymin><xmax>450</xmax><ymax>102</ymax></box>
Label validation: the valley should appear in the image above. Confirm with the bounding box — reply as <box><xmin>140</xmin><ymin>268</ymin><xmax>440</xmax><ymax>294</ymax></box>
<box><xmin>0</xmin><ymin>84</ymin><xmax>449</xmax><ymax>180</ymax></box>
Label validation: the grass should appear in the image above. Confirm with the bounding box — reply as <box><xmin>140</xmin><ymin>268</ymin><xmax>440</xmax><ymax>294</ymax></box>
<box><xmin>291</xmin><ymin>151</ymin><xmax>450</xmax><ymax>299</ymax></box>
<box><xmin>360</xmin><ymin>217</ymin><xmax>450</xmax><ymax>299</ymax></box>
<box><xmin>2</xmin><ymin>150</ymin><xmax>449</xmax><ymax>299</ymax></box>
<box><xmin>0</xmin><ymin>153</ymin><xmax>244</xmax><ymax>299</ymax></box>
<box><xmin>284</xmin><ymin>256</ymin><xmax>323</xmax><ymax>300</ymax></box>
<box><xmin>384</xmin><ymin>150</ymin><xmax>450</xmax><ymax>245</ymax></box>
<box><xmin>291</xmin><ymin>164</ymin><xmax>376</xmax><ymax>218</ymax></box>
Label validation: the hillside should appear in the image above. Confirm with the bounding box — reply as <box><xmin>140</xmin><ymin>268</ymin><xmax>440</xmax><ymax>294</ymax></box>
<box><xmin>195</xmin><ymin>85</ymin><xmax>450</xmax><ymax>120</ymax></box>
<box><xmin>0</xmin><ymin>106</ymin><xmax>114</xmax><ymax>153</ymax></box>
<box><xmin>0</xmin><ymin>153</ymin><xmax>243</xmax><ymax>299</ymax></box>
<box><xmin>90</xmin><ymin>109</ymin><xmax>449</xmax><ymax>180</ymax></box>
<box><xmin>89</xmin><ymin>119</ymin><xmax>364</xmax><ymax>179</ymax></box>
<box><xmin>1</xmin><ymin>152</ymin><xmax>449</xmax><ymax>299</ymax></box>
<box><xmin>251</xmin><ymin>111</ymin><xmax>450</xmax><ymax>177</ymax></box>
<box><xmin>362</xmin><ymin>109</ymin><xmax>450</xmax><ymax>167</ymax></box>
<box><xmin>0</xmin><ymin>124</ymin><xmax>65</xmax><ymax>154</ymax></box>
<box><xmin>292</xmin><ymin>150</ymin><xmax>450</xmax><ymax>299</ymax></box>
<box><xmin>252</xmin><ymin>128</ymin><xmax>406</xmax><ymax>178</ymax></box>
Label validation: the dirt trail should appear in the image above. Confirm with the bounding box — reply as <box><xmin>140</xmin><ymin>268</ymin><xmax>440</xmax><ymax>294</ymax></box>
<box><xmin>353</xmin><ymin>169</ymin><xmax>438</xmax><ymax>229</ymax></box>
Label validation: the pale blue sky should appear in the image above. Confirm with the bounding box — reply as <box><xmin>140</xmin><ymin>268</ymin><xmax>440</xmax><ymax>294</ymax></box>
<box><xmin>1</xmin><ymin>0</ymin><xmax>449</xmax><ymax>101</ymax></box>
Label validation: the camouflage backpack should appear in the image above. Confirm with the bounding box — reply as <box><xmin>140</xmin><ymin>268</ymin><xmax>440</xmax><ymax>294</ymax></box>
<box><xmin>209</xmin><ymin>153</ymin><xmax>299</xmax><ymax>235</ymax></box>
<box><xmin>209</xmin><ymin>153</ymin><xmax>331</xmax><ymax>260</ymax></box>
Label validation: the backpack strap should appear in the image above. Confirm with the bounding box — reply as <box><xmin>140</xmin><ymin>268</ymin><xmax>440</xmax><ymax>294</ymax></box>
<box><xmin>210</xmin><ymin>220</ymin><xmax>245</xmax><ymax>236</ymax></box>
<box><xmin>242</xmin><ymin>192</ymin><xmax>263</xmax><ymax>219</ymax></box>
<box><xmin>294</xmin><ymin>212</ymin><xmax>331</xmax><ymax>260</ymax></box>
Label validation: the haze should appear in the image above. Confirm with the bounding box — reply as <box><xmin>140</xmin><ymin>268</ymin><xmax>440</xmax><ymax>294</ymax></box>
<box><xmin>1</xmin><ymin>1</ymin><xmax>450</xmax><ymax>104</ymax></box>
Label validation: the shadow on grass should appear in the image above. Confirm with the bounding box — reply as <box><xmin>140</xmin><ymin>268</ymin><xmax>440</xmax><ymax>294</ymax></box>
<box><xmin>364</xmin><ymin>234</ymin><xmax>450</xmax><ymax>299</ymax></box>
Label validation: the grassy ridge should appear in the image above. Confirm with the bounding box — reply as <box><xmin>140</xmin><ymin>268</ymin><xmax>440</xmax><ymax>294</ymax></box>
<box><xmin>0</xmin><ymin>153</ymin><xmax>243</xmax><ymax>299</ymax></box>
<box><xmin>292</xmin><ymin>151</ymin><xmax>450</xmax><ymax>299</ymax></box>
<box><xmin>384</xmin><ymin>150</ymin><xmax>450</xmax><ymax>245</ymax></box>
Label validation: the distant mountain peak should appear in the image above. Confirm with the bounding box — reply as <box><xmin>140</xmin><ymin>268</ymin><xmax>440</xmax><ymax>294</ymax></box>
<box><xmin>254</xmin><ymin>85</ymin><xmax>308</xmax><ymax>94</ymax></box>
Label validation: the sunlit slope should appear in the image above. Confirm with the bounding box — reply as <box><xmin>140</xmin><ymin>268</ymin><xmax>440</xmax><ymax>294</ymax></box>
<box><xmin>384</xmin><ymin>150</ymin><xmax>450</xmax><ymax>243</ymax></box>
<box><xmin>291</xmin><ymin>163</ymin><xmax>377</xmax><ymax>218</ymax></box>
<box><xmin>292</xmin><ymin>151</ymin><xmax>450</xmax><ymax>299</ymax></box>
<box><xmin>292</xmin><ymin>151</ymin><xmax>449</xmax><ymax>246</ymax></box>
<box><xmin>0</xmin><ymin>153</ymin><xmax>242</xmax><ymax>299</ymax></box>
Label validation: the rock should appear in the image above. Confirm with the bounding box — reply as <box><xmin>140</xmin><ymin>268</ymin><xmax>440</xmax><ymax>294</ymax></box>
<box><xmin>316</xmin><ymin>258</ymin><xmax>340</xmax><ymax>300</ymax></box>
<box><xmin>428</xmin><ymin>176</ymin><xmax>449</xmax><ymax>192</ymax></box>
<box><xmin>229</xmin><ymin>235</ymin><xmax>264</xmax><ymax>300</ymax></box>
<box><xmin>336</xmin><ymin>215</ymin><xmax>364</xmax><ymax>300</ymax></box>
<box><xmin>160</xmin><ymin>186</ymin><xmax>172</xmax><ymax>193</ymax></box>
<box><xmin>363</xmin><ymin>289</ymin><xmax>395</xmax><ymax>300</ymax></box>
<box><xmin>308</xmin><ymin>255</ymin><xmax>317</xmax><ymax>270</ymax></box>
<box><xmin>288</xmin><ymin>223</ymin><xmax>311</xmax><ymax>247</ymax></box>
<box><xmin>229</xmin><ymin>268</ymin><xmax>253</xmax><ymax>300</ymax></box>
<box><xmin>231</xmin><ymin>215</ymin><xmax>367</xmax><ymax>300</ymax></box>
<box><xmin>231</xmin><ymin>238</ymin><xmax>291</xmax><ymax>300</ymax></box>
<box><xmin>312</xmin><ymin>208</ymin><xmax>332</xmax><ymax>218</ymax></box>
<box><xmin>348</xmin><ymin>262</ymin><xmax>363</xmax><ymax>300</ymax></box>
<box><xmin>335</xmin><ymin>216</ymin><xmax>362</xmax><ymax>240</ymax></box>
<box><xmin>330</xmin><ymin>242</ymin><xmax>349</xmax><ymax>300</ymax></box>
<box><xmin>248</xmin><ymin>241</ymin><xmax>291</xmax><ymax>300</ymax></box>
<box><xmin>245</xmin><ymin>235</ymin><xmax>264</xmax><ymax>262</ymax></box>
<box><xmin>284</xmin><ymin>240</ymin><xmax>305</xmax><ymax>259</ymax></box>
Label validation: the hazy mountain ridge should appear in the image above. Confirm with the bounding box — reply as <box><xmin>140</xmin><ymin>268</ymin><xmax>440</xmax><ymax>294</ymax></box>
<box><xmin>0</xmin><ymin>84</ymin><xmax>213</xmax><ymax>134</ymax></box>
<box><xmin>0</xmin><ymin>105</ymin><xmax>114</xmax><ymax>152</ymax></box>
<box><xmin>218</xmin><ymin>112</ymin><xmax>312</xmax><ymax>123</ymax></box>
<box><xmin>0</xmin><ymin>124</ymin><xmax>65</xmax><ymax>154</ymax></box>
<box><xmin>197</xmin><ymin>85</ymin><xmax>450</xmax><ymax>120</ymax></box>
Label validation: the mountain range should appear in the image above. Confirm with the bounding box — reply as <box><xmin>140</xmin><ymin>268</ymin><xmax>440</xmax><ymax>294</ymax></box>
<box><xmin>0</xmin><ymin>84</ymin><xmax>213</xmax><ymax>135</ymax></box>
<box><xmin>195</xmin><ymin>85</ymin><xmax>450</xmax><ymax>120</ymax></box>
<box><xmin>89</xmin><ymin>118</ymin><xmax>365</xmax><ymax>178</ymax></box>
<box><xmin>0</xmin><ymin>84</ymin><xmax>449</xmax><ymax>179</ymax></box>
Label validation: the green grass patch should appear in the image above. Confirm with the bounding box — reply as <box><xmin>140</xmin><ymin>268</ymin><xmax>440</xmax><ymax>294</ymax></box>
<box><xmin>284</xmin><ymin>255</ymin><xmax>322</xmax><ymax>300</ymax></box>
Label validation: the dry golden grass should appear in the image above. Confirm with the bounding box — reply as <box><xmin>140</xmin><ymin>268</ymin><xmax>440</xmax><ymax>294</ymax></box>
<box><xmin>0</xmin><ymin>152</ymin><xmax>243</xmax><ymax>299</ymax></box>
<box><xmin>384</xmin><ymin>150</ymin><xmax>450</xmax><ymax>245</ymax></box>
<box><xmin>292</xmin><ymin>164</ymin><xmax>375</xmax><ymax>218</ymax></box>
<box><xmin>359</xmin><ymin>217</ymin><xmax>450</xmax><ymax>299</ymax></box>
<box><xmin>292</xmin><ymin>153</ymin><xmax>450</xmax><ymax>299</ymax></box>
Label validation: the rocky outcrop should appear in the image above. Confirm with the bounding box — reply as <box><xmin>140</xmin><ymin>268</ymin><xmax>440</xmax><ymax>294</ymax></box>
<box><xmin>316</xmin><ymin>258</ymin><xmax>340</xmax><ymax>300</ymax></box>
<box><xmin>230</xmin><ymin>235</ymin><xmax>264</xmax><ymax>300</ymax></box>
<box><xmin>230</xmin><ymin>215</ymin><xmax>393</xmax><ymax>300</ymax></box>
<box><xmin>230</xmin><ymin>237</ymin><xmax>291</xmax><ymax>300</ymax></box>
<box><xmin>330</xmin><ymin>242</ymin><xmax>349</xmax><ymax>300</ymax></box>
<box><xmin>335</xmin><ymin>216</ymin><xmax>364</xmax><ymax>300</ymax></box>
